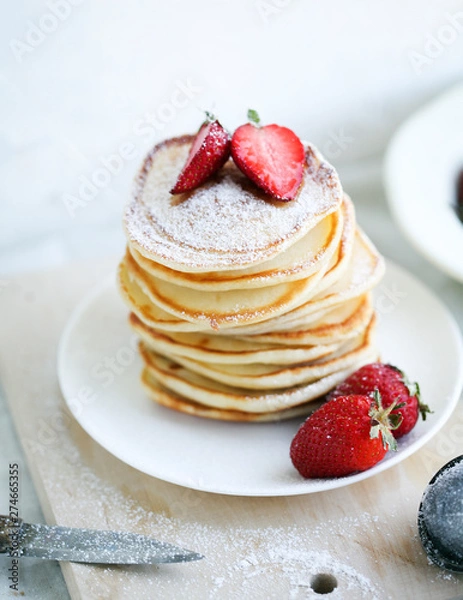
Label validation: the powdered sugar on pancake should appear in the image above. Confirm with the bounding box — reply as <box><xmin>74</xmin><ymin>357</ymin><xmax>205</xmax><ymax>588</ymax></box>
<box><xmin>125</xmin><ymin>136</ymin><xmax>342</xmax><ymax>272</ymax></box>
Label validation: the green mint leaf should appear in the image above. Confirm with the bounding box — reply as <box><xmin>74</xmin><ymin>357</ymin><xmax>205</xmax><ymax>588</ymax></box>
<box><xmin>247</xmin><ymin>109</ymin><xmax>261</xmax><ymax>125</ymax></box>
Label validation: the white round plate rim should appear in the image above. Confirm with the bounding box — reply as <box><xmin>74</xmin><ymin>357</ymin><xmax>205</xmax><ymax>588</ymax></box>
<box><xmin>384</xmin><ymin>83</ymin><xmax>463</xmax><ymax>283</ymax></box>
<box><xmin>58</xmin><ymin>260</ymin><xmax>463</xmax><ymax>496</ymax></box>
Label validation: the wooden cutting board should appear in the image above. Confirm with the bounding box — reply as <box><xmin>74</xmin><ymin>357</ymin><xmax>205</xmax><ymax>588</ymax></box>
<box><xmin>0</xmin><ymin>258</ymin><xmax>462</xmax><ymax>600</ymax></box>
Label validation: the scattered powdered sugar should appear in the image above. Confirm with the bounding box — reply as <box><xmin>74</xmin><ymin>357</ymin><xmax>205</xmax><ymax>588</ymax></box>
<box><xmin>125</xmin><ymin>139</ymin><xmax>342</xmax><ymax>270</ymax></box>
<box><xmin>39</xmin><ymin>423</ymin><xmax>391</xmax><ymax>599</ymax></box>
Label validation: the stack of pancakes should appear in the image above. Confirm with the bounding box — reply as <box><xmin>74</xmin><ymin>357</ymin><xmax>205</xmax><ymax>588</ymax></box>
<box><xmin>118</xmin><ymin>135</ymin><xmax>385</xmax><ymax>421</ymax></box>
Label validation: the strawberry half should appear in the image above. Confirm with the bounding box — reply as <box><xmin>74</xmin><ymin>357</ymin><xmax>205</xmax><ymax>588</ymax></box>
<box><xmin>231</xmin><ymin>110</ymin><xmax>305</xmax><ymax>201</ymax></box>
<box><xmin>170</xmin><ymin>117</ymin><xmax>231</xmax><ymax>194</ymax></box>
<box><xmin>328</xmin><ymin>363</ymin><xmax>431</xmax><ymax>439</ymax></box>
<box><xmin>290</xmin><ymin>391</ymin><xmax>398</xmax><ymax>479</ymax></box>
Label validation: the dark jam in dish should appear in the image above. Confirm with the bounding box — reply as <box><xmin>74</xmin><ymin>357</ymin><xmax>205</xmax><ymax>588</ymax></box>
<box><xmin>456</xmin><ymin>169</ymin><xmax>463</xmax><ymax>224</ymax></box>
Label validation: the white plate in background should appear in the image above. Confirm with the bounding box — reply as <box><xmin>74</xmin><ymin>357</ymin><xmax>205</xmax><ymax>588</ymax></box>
<box><xmin>385</xmin><ymin>84</ymin><xmax>463</xmax><ymax>283</ymax></box>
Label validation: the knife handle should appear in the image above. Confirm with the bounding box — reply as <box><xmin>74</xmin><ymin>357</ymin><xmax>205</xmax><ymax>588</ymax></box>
<box><xmin>0</xmin><ymin>516</ymin><xmax>23</xmax><ymax>554</ymax></box>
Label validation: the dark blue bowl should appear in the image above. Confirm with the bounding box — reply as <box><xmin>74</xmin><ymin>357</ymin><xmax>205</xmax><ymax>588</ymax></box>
<box><xmin>418</xmin><ymin>455</ymin><xmax>463</xmax><ymax>572</ymax></box>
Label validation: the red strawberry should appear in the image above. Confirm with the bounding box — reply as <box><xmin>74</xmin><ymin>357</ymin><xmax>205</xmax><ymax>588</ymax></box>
<box><xmin>290</xmin><ymin>392</ymin><xmax>398</xmax><ymax>479</ymax></box>
<box><xmin>170</xmin><ymin>117</ymin><xmax>231</xmax><ymax>194</ymax></box>
<box><xmin>231</xmin><ymin>109</ymin><xmax>305</xmax><ymax>201</ymax></box>
<box><xmin>328</xmin><ymin>363</ymin><xmax>430</xmax><ymax>439</ymax></box>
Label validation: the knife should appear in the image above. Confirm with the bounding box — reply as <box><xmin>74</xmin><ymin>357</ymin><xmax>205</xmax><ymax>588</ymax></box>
<box><xmin>0</xmin><ymin>516</ymin><xmax>203</xmax><ymax>564</ymax></box>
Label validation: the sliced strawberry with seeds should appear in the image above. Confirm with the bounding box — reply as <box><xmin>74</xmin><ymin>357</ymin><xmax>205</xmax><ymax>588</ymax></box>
<box><xmin>170</xmin><ymin>118</ymin><xmax>231</xmax><ymax>194</ymax></box>
<box><xmin>231</xmin><ymin>110</ymin><xmax>305</xmax><ymax>201</ymax></box>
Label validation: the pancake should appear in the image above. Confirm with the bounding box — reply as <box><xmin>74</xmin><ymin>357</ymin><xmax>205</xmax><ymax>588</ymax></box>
<box><xmin>119</xmin><ymin>259</ymin><xmax>213</xmax><ymax>332</ymax></box>
<box><xmin>140</xmin><ymin>345</ymin><xmax>379</xmax><ymax>414</ymax></box>
<box><xmin>301</xmin><ymin>193</ymin><xmax>355</xmax><ymax>297</ymax></box>
<box><xmin>129</xmin><ymin>313</ymin><xmax>346</xmax><ymax>366</ymax></box>
<box><xmin>118</xmin><ymin>194</ymin><xmax>362</xmax><ymax>334</ymax></box>
<box><xmin>128</xmin><ymin>204</ymin><xmax>344</xmax><ymax>290</ymax></box>
<box><xmin>141</xmin><ymin>370</ymin><xmax>326</xmax><ymax>422</ymax></box>
<box><xmin>140</xmin><ymin>315</ymin><xmax>376</xmax><ymax>391</ymax></box>
<box><xmin>242</xmin><ymin>294</ymin><xmax>373</xmax><ymax>346</ymax></box>
<box><xmin>120</xmin><ymin>260</ymin><xmax>349</xmax><ymax>335</ymax></box>
<box><xmin>232</xmin><ymin>227</ymin><xmax>384</xmax><ymax>335</ymax></box>
<box><xmin>120</xmin><ymin>196</ymin><xmax>359</xmax><ymax>332</ymax></box>
<box><xmin>123</xmin><ymin>244</ymin><xmax>333</xmax><ymax>330</ymax></box>
<box><xmin>124</xmin><ymin>137</ymin><xmax>343</xmax><ymax>272</ymax></box>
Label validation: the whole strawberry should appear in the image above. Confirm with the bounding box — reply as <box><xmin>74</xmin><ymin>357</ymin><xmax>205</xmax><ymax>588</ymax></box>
<box><xmin>290</xmin><ymin>392</ymin><xmax>398</xmax><ymax>478</ymax></box>
<box><xmin>328</xmin><ymin>363</ymin><xmax>430</xmax><ymax>438</ymax></box>
<box><xmin>170</xmin><ymin>115</ymin><xmax>231</xmax><ymax>194</ymax></box>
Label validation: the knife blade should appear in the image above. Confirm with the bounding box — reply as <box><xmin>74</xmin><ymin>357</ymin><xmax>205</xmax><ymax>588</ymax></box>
<box><xmin>0</xmin><ymin>516</ymin><xmax>203</xmax><ymax>564</ymax></box>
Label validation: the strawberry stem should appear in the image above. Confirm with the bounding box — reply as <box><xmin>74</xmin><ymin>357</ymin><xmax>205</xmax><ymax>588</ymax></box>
<box><xmin>204</xmin><ymin>111</ymin><xmax>216</xmax><ymax>123</ymax></box>
<box><xmin>412</xmin><ymin>381</ymin><xmax>432</xmax><ymax>421</ymax></box>
<box><xmin>247</xmin><ymin>109</ymin><xmax>261</xmax><ymax>126</ymax></box>
<box><xmin>390</xmin><ymin>364</ymin><xmax>433</xmax><ymax>421</ymax></box>
<box><xmin>369</xmin><ymin>389</ymin><xmax>399</xmax><ymax>452</ymax></box>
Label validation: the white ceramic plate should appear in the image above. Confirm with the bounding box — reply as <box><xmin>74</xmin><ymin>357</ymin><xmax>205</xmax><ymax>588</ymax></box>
<box><xmin>385</xmin><ymin>83</ymin><xmax>463</xmax><ymax>283</ymax></box>
<box><xmin>58</xmin><ymin>261</ymin><xmax>463</xmax><ymax>496</ymax></box>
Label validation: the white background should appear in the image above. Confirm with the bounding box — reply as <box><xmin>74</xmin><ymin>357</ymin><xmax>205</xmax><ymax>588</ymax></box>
<box><xmin>1</xmin><ymin>0</ymin><xmax>463</xmax><ymax>274</ymax></box>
